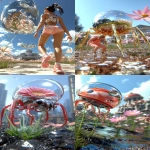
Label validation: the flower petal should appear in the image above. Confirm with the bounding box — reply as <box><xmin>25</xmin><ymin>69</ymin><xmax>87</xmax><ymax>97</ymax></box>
<box><xmin>137</xmin><ymin>10</ymin><xmax>143</xmax><ymax>15</ymax></box>
<box><xmin>133</xmin><ymin>10</ymin><xmax>140</xmax><ymax>15</ymax></box>
<box><xmin>143</xmin><ymin>17</ymin><xmax>150</xmax><ymax>22</ymax></box>
<box><xmin>127</xmin><ymin>14</ymin><xmax>142</xmax><ymax>20</ymax></box>
<box><xmin>143</xmin><ymin>6</ymin><xmax>150</xmax><ymax>14</ymax></box>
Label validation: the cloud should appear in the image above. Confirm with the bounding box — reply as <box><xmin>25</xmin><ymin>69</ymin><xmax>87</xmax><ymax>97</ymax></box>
<box><xmin>46</xmin><ymin>47</ymin><xmax>51</xmax><ymax>51</ymax></box>
<box><xmin>0</xmin><ymin>34</ymin><xmax>4</xmax><ymax>38</ymax></box>
<box><xmin>12</xmin><ymin>49</ymin><xmax>26</xmax><ymax>56</ymax></box>
<box><xmin>87</xmin><ymin>75</ymin><xmax>101</xmax><ymax>83</ymax></box>
<box><xmin>122</xmin><ymin>79</ymin><xmax>129</xmax><ymax>84</ymax></box>
<box><xmin>63</xmin><ymin>30</ymin><xmax>75</xmax><ymax>43</ymax></box>
<box><xmin>0</xmin><ymin>40</ymin><xmax>13</xmax><ymax>49</ymax></box>
<box><xmin>61</xmin><ymin>46</ymin><xmax>70</xmax><ymax>49</ymax></box>
<box><xmin>122</xmin><ymin>80</ymin><xmax>150</xmax><ymax>100</ymax></box>
<box><xmin>75</xmin><ymin>76</ymin><xmax>83</xmax><ymax>90</ymax></box>
<box><xmin>17</xmin><ymin>43</ymin><xmax>22</xmax><ymax>46</ymax></box>
<box><xmin>63</xmin><ymin>85</ymin><xmax>69</xmax><ymax>91</ymax></box>
<box><xmin>0</xmin><ymin>27</ymin><xmax>8</xmax><ymax>34</ymax></box>
<box><xmin>0</xmin><ymin>79</ymin><xmax>8</xmax><ymax>83</ymax></box>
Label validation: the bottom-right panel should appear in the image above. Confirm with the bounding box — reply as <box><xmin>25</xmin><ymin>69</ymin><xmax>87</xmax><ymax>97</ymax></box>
<box><xmin>75</xmin><ymin>75</ymin><xmax>150</xmax><ymax>150</ymax></box>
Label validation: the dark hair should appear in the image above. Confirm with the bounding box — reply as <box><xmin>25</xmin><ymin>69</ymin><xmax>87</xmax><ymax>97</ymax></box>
<box><xmin>45</xmin><ymin>3</ymin><xmax>64</xmax><ymax>15</ymax></box>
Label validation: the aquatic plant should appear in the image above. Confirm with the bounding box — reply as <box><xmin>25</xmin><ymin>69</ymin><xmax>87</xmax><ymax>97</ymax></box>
<box><xmin>5</xmin><ymin>112</ymin><xmax>45</xmax><ymax>140</ymax></box>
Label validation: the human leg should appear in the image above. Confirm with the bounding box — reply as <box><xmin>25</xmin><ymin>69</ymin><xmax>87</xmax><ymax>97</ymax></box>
<box><xmin>53</xmin><ymin>31</ymin><xmax>64</xmax><ymax>74</ymax></box>
<box><xmin>98</xmin><ymin>44</ymin><xmax>106</xmax><ymax>53</ymax></box>
<box><xmin>38</xmin><ymin>33</ymin><xmax>51</xmax><ymax>68</ymax></box>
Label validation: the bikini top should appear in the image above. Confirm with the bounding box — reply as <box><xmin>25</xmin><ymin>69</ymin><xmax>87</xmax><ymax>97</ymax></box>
<box><xmin>45</xmin><ymin>14</ymin><xmax>59</xmax><ymax>24</ymax></box>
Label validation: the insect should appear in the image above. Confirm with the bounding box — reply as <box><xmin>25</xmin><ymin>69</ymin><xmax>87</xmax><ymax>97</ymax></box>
<box><xmin>76</xmin><ymin>10</ymin><xmax>150</xmax><ymax>57</ymax></box>
<box><xmin>0</xmin><ymin>79</ymin><xmax>68</xmax><ymax>127</ymax></box>
<box><xmin>75</xmin><ymin>82</ymin><xmax>122</xmax><ymax>120</ymax></box>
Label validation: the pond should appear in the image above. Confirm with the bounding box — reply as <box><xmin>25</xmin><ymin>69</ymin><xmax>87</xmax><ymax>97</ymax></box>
<box><xmin>79</xmin><ymin>125</ymin><xmax>150</xmax><ymax>150</ymax></box>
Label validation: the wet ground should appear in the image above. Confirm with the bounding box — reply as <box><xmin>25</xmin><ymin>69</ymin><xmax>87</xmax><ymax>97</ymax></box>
<box><xmin>75</xmin><ymin>46</ymin><xmax>150</xmax><ymax>75</ymax></box>
<box><xmin>78</xmin><ymin>125</ymin><xmax>150</xmax><ymax>150</ymax></box>
<box><xmin>0</xmin><ymin>126</ymin><xmax>74</xmax><ymax>150</ymax></box>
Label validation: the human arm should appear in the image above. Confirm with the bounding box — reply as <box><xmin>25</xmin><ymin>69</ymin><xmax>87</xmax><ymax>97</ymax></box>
<box><xmin>34</xmin><ymin>14</ymin><xmax>46</xmax><ymax>38</ymax></box>
<box><xmin>59</xmin><ymin>17</ymin><xmax>72</xmax><ymax>42</ymax></box>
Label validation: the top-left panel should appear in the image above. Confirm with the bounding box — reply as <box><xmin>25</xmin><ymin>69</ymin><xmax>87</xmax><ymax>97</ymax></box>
<box><xmin>0</xmin><ymin>0</ymin><xmax>75</xmax><ymax>75</ymax></box>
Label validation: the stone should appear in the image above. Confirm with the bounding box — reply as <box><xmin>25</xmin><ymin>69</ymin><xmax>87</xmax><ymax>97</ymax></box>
<box><xmin>2</xmin><ymin>140</ymin><xmax>42</xmax><ymax>150</ymax></box>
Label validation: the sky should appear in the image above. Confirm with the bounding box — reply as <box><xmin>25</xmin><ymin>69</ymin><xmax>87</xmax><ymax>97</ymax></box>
<box><xmin>0</xmin><ymin>75</ymin><xmax>73</xmax><ymax>112</ymax></box>
<box><xmin>0</xmin><ymin>0</ymin><xmax>75</xmax><ymax>57</ymax></box>
<box><xmin>75</xmin><ymin>75</ymin><xmax>150</xmax><ymax>114</ymax></box>
<box><xmin>75</xmin><ymin>0</ymin><xmax>150</xmax><ymax>31</ymax></box>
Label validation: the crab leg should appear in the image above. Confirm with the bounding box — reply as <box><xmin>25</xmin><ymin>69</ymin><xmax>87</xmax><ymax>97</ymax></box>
<box><xmin>9</xmin><ymin>100</ymin><xmax>18</xmax><ymax>126</ymax></box>
<box><xmin>132</xmin><ymin>30</ymin><xmax>140</xmax><ymax>48</ymax></box>
<box><xmin>111</xmin><ymin>24</ymin><xmax>124</xmax><ymax>57</ymax></box>
<box><xmin>105</xmin><ymin>108</ymin><xmax>110</xmax><ymax>119</ymax></box>
<box><xmin>15</xmin><ymin>99</ymin><xmax>25</xmax><ymax>110</ymax></box>
<box><xmin>134</xmin><ymin>27</ymin><xmax>150</xmax><ymax>46</ymax></box>
<box><xmin>26</xmin><ymin>104</ymin><xmax>34</xmax><ymax>125</ymax></box>
<box><xmin>78</xmin><ymin>30</ymin><xmax>90</xmax><ymax>48</ymax></box>
<box><xmin>56</xmin><ymin>103</ymin><xmax>68</xmax><ymax>127</ymax></box>
<box><xmin>0</xmin><ymin>104</ymin><xmax>11</xmax><ymax>126</ymax></box>
<box><xmin>45</xmin><ymin>109</ymin><xmax>49</xmax><ymax>123</ymax></box>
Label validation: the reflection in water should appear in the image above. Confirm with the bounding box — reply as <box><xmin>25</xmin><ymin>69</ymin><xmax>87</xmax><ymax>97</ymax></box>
<box><xmin>1</xmin><ymin>0</ymin><xmax>39</xmax><ymax>34</ymax></box>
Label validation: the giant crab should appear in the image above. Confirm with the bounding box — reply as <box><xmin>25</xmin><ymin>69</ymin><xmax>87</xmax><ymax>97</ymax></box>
<box><xmin>0</xmin><ymin>79</ymin><xmax>68</xmax><ymax>127</ymax></box>
<box><xmin>75</xmin><ymin>82</ymin><xmax>122</xmax><ymax>121</ymax></box>
<box><xmin>76</xmin><ymin>10</ymin><xmax>150</xmax><ymax>57</ymax></box>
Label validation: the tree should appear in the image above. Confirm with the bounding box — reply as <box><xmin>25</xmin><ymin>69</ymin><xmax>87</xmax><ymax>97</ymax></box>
<box><xmin>75</xmin><ymin>14</ymin><xmax>84</xmax><ymax>32</ymax></box>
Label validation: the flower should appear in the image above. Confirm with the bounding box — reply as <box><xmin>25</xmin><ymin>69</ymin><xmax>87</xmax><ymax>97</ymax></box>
<box><xmin>124</xmin><ymin>110</ymin><xmax>142</xmax><ymax>116</ymax></box>
<box><xmin>0</xmin><ymin>47</ymin><xmax>12</xmax><ymax>53</ymax></box>
<box><xmin>18</xmin><ymin>87</ymin><xmax>57</xmax><ymax>98</ymax></box>
<box><xmin>109</xmin><ymin>116</ymin><xmax>126</xmax><ymax>123</ymax></box>
<box><xmin>127</xmin><ymin>6</ymin><xmax>150</xmax><ymax>22</ymax></box>
<box><xmin>136</xmin><ymin>117</ymin><xmax>145</xmax><ymax>121</ymax></box>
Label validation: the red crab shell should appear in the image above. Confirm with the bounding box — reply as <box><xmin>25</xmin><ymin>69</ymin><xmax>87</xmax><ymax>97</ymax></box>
<box><xmin>77</xmin><ymin>88</ymin><xmax>120</xmax><ymax>109</ymax></box>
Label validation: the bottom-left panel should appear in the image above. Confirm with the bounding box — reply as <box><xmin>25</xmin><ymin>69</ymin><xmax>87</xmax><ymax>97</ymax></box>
<box><xmin>0</xmin><ymin>75</ymin><xmax>75</xmax><ymax>150</ymax></box>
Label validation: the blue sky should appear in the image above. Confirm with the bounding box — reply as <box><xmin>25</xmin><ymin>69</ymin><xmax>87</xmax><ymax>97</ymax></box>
<box><xmin>75</xmin><ymin>75</ymin><xmax>150</xmax><ymax>113</ymax></box>
<box><xmin>0</xmin><ymin>0</ymin><xmax>75</xmax><ymax>57</ymax></box>
<box><xmin>75</xmin><ymin>0</ymin><xmax>150</xmax><ymax>31</ymax></box>
<box><xmin>0</xmin><ymin>75</ymin><xmax>73</xmax><ymax>112</ymax></box>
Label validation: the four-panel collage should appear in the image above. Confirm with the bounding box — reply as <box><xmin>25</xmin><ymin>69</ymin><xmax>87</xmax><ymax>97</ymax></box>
<box><xmin>0</xmin><ymin>0</ymin><xmax>150</xmax><ymax>149</ymax></box>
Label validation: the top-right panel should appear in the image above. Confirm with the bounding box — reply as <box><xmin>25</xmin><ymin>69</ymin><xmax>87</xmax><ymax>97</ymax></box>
<box><xmin>75</xmin><ymin>0</ymin><xmax>150</xmax><ymax>75</ymax></box>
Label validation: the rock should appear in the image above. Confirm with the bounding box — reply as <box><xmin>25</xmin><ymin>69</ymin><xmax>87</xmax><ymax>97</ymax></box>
<box><xmin>2</xmin><ymin>140</ymin><xmax>43</xmax><ymax>150</ymax></box>
<box><xmin>81</xmin><ymin>144</ymin><xmax>103</xmax><ymax>150</ymax></box>
<box><xmin>59</xmin><ymin>143</ymin><xmax>74</xmax><ymax>150</ymax></box>
<box><xmin>13</xmin><ymin>66</ymin><xmax>21</xmax><ymax>69</ymax></box>
<box><xmin>0</xmin><ymin>134</ymin><xmax>8</xmax><ymax>146</ymax></box>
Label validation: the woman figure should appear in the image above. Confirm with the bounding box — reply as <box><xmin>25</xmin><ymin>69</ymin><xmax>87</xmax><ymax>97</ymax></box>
<box><xmin>87</xmin><ymin>35</ymin><xmax>106</xmax><ymax>59</ymax></box>
<box><xmin>34</xmin><ymin>3</ymin><xmax>72</xmax><ymax>74</ymax></box>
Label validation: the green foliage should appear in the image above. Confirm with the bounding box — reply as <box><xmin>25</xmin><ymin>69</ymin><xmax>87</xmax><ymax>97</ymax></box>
<box><xmin>0</xmin><ymin>60</ymin><xmax>14</xmax><ymax>69</ymax></box>
<box><xmin>5</xmin><ymin>113</ymin><xmax>45</xmax><ymax>140</ymax></box>
<box><xmin>75</xmin><ymin>14</ymin><xmax>84</xmax><ymax>32</ymax></box>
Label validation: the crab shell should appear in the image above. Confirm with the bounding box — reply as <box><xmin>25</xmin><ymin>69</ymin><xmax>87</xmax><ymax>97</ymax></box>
<box><xmin>77</xmin><ymin>88</ymin><xmax>120</xmax><ymax>109</ymax></box>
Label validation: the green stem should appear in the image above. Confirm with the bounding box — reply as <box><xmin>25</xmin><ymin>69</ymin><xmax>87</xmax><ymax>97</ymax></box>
<box><xmin>77</xmin><ymin>106</ymin><xmax>86</xmax><ymax>135</ymax></box>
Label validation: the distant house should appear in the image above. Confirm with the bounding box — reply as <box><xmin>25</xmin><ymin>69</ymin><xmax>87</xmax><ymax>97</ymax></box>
<box><xmin>14</xmin><ymin>49</ymin><xmax>41</xmax><ymax>60</ymax></box>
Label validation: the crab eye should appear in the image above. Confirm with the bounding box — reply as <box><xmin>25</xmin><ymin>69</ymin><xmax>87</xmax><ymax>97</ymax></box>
<box><xmin>109</xmin><ymin>90</ymin><xmax>119</xmax><ymax>96</ymax></box>
<box><xmin>87</xmin><ymin>89</ymin><xmax>94</xmax><ymax>93</ymax></box>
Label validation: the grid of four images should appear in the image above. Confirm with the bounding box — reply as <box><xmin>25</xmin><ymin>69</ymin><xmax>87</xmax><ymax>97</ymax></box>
<box><xmin>0</xmin><ymin>0</ymin><xmax>150</xmax><ymax>149</ymax></box>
